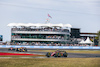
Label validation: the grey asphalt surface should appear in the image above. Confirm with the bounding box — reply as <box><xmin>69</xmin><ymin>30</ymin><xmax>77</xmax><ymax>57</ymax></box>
<box><xmin>0</xmin><ymin>48</ymin><xmax>100</xmax><ymax>58</ymax></box>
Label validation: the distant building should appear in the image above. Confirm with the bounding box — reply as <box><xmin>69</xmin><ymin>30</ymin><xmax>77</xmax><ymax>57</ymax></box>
<box><xmin>80</xmin><ymin>32</ymin><xmax>98</xmax><ymax>46</ymax></box>
<box><xmin>0</xmin><ymin>35</ymin><xmax>3</xmax><ymax>41</ymax></box>
<box><xmin>8</xmin><ymin>23</ymin><xmax>72</xmax><ymax>45</ymax></box>
<box><xmin>7</xmin><ymin>23</ymin><xmax>98</xmax><ymax>46</ymax></box>
<box><xmin>70</xmin><ymin>28</ymin><xmax>97</xmax><ymax>38</ymax></box>
<box><xmin>80</xmin><ymin>32</ymin><xmax>97</xmax><ymax>38</ymax></box>
<box><xmin>70</xmin><ymin>28</ymin><xmax>98</xmax><ymax>45</ymax></box>
<box><xmin>70</xmin><ymin>28</ymin><xmax>80</xmax><ymax>38</ymax></box>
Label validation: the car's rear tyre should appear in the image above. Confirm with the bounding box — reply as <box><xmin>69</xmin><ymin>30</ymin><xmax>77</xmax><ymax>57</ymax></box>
<box><xmin>63</xmin><ymin>52</ymin><xmax>68</xmax><ymax>57</ymax></box>
<box><xmin>54</xmin><ymin>54</ymin><xmax>58</xmax><ymax>57</ymax></box>
<box><xmin>25</xmin><ymin>49</ymin><xmax>27</xmax><ymax>52</ymax></box>
<box><xmin>46</xmin><ymin>52</ymin><xmax>51</xmax><ymax>57</ymax></box>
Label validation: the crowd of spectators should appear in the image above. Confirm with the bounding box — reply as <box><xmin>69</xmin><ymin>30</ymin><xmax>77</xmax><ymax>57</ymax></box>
<box><xmin>11</xmin><ymin>35</ymin><xmax>21</xmax><ymax>38</ymax></box>
<box><xmin>7</xmin><ymin>42</ymin><xmax>91</xmax><ymax>46</ymax></box>
<box><xmin>46</xmin><ymin>35</ymin><xmax>64</xmax><ymax>39</ymax></box>
<box><xmin>11</xmin><ymin>27</ymin><xmax>69</xmax><ymax>32</ymax></box>
<box><xmin>11</xmin><ymin>35</ymin><xmax>64</xmax><ymax>40</ymax></box>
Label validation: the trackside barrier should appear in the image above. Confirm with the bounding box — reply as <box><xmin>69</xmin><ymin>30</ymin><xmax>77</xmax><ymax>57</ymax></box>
<box><xmin>0</xmin><ymin>45</ymin><xmax>100</xmax><ymax>49</ymax></box>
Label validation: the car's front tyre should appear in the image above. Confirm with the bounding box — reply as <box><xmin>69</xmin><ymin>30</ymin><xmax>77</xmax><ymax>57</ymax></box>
<box><xmin>46</xmin><ymin>52</ymin><xmax>51</xmax><ymax>57</ymax></box>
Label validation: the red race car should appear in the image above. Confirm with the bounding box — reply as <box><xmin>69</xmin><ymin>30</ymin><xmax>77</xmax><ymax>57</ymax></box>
<box><xmin>46</xmin><ymin>50</ymin><xmax>68</xmax><ymax>57</ymax></box>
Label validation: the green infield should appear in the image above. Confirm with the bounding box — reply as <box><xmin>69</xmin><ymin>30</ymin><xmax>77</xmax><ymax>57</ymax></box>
<box><xmin>0</xmin><ymin>58</ymin><xmax>100</xmax><ymax>67</ymax></box>
<box><xmin>29</xmin><ymin>50</ymin><xmax>100</xmax><ymax>54</ymax></box>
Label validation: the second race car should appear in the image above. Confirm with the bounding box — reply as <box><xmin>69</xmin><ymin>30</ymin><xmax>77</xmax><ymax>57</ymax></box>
<box><xmin>16</xmin><ymin>47</ymin><xmax>27</xmax><ymax>52</ymax></box>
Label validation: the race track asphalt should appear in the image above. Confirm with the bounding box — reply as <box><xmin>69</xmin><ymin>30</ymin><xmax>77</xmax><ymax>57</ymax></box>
<box><xmin>0</xmin><ymin>48</ymin><xmax>100</xmax><ymax>58</ymax></box>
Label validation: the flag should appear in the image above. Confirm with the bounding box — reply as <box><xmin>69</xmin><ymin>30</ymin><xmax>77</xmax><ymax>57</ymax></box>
<box><xmin>48</xmin><ymin>14</ymin><xmax>52</xmax><ymax>18</ymax></box>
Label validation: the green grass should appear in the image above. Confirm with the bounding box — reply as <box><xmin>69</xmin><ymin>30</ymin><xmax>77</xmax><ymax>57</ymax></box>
<box><xmin>29</xmin><ymin>50</ymin><xmax>100</xmax><ymax>54</ymax></box>
<box><xmin>0</xmin><ymin>58</ymin><xmax>100</xmax><ymax>67</ymax></box>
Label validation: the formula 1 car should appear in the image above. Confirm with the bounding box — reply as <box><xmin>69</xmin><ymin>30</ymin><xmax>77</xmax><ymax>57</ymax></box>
<box><xmin>8</xmin><ymin>47</ymin><xmax>15</xmax><ymax>51</ymax></box>
<box><xmin>46</xmin><ymin>50</ymin><xmax>68</xmax><ymax>57</ymax></box>
<box><xmin>16</xmin><ymin>47</ymin><xmax>27</xmax><ymax>52</ymax></box>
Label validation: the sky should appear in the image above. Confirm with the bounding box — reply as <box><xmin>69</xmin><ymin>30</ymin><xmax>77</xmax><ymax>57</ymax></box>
<box><xmin>0</xmin><ymin>0</ymin><xmax>100</xmax><ymax>42</ymax></box>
